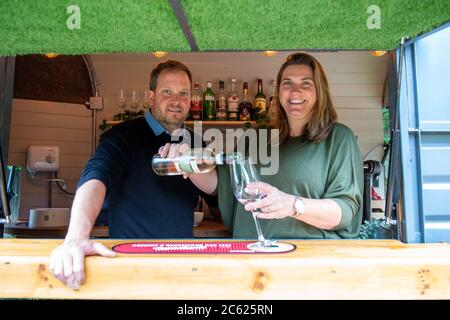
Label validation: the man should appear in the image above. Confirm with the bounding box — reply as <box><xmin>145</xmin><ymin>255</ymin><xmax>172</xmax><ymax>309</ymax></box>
<box><xmin>49</xmin><ymin>60</ymin><xmax>216</xmax><ymax>289</ymax></box>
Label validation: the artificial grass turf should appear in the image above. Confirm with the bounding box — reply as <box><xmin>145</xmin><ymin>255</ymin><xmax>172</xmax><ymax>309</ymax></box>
<box><xmin>0</xmin><ymin>0</ymin><xmax>190</xmax><ymax>56</ymax></box>
<box><xmin>0</xmin><ymin>0</ymin><xmax>449</xmax><ymax>56</ymax></box>
<box><xmin>182</xmin><ymin>0</ymin><xmax>450</xmax><ymax>51</ymax></box>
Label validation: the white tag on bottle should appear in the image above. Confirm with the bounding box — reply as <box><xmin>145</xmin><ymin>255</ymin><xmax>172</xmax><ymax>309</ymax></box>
<box><xmin>189</xmin><ymin>160</ymin><xmax>202</xmax><ymax>173</ymax></box>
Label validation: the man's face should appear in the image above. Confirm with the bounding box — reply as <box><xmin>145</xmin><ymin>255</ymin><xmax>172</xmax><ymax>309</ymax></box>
<box><xmin>149</xmin><ymin>70</ymin><xmax>191</xmax><ymax>131</ymax></box>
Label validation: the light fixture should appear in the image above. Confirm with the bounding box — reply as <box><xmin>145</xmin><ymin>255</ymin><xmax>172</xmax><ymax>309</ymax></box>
<box><xmin>44</xmin><ymin>53</ymin><xmax>59</xmax><ymax>58</ymax></box>
<box><xmin>370</xmin><ymin>50</ymin><xmax>386</xmax><ymax>57</ymax></box>
<box><xmin>152</xmin><ymin>51</ymin><xmax>168</xmax><ymax>58</ymax></box>
<box><xmin>263</xmin><ymin>50</ymin><xmax>278</xmax><ymax>57</ymax></box>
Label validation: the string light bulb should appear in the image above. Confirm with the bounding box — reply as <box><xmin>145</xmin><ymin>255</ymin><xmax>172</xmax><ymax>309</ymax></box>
<box><xmin>44</xmin><ymin>53</ymin><xmax>59</xmax><ymax>58</ymax></box>
<box><xmin>371</xmin><ymin>50</ymin><xmax>386</xmax><ymax>57</ymax></box>
<box><xmin>152</xmin><ymin>51</ymin><xmax>168</xmax><ymax>58</ymax></box>
<box><xmin>263</xmin><ymin>51</ymin><xmax>278</xmax><ymax>57</ymax></box>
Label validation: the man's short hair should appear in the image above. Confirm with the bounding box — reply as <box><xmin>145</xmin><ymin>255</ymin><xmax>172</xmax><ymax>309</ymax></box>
<box><xmin>149</xmin><ymin>60</ymin><xmax>192</xmax><ymax>91</ymax></box>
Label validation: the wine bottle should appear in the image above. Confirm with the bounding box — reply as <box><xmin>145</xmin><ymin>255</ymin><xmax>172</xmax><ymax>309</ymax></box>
<box><xmin>203</xmin><ymin>81</ymin><xmax>216</xmax><ymax>121</ymax></box>
<box><xmin>216</xmin><ymin>80</ymin><xmax>228</xmax><ymax>121</ymax></box>
<box><xmin>190</xmin><ymin>82</ymin><xmax>203</xmax><ymax>120</ymax></box>
<box><xmin>238</xmin><ymin>82</ymin><xmax>252</xmax><ymax>121</ymax></box>
<box><xmin>254</xmin><ymin>79</ymin><xmax>267</xmax><ymax>119</ymax></box>
<box><xmin>267</xmin><ymin>79</ymin><xmax>277</xmax><ymax>123</ymax></box>
<box><xmin>152</xmin><ymin>149</ymin><xmax>241</xmax><ymax>176</ymax></box>
<box><xmin>227</xmin><ymin>78</ymin><xmax>239</xmax><ymax>121</ymax></box>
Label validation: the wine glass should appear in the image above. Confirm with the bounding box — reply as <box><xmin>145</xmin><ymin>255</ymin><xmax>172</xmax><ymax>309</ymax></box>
<box><xmin>229</xmin><ymin>156</ymin><xmax>273</xmax><ymax>249</ymax></box>
<box><xmin>130</xmin><ymin>89</ymin><xmax>139</xmax><ymax>115</ymax></box>
<box><xmin>142</xmin><ymin>89</ymin><xmax>151</xmax><ymax>111</ymax></box>
<box><xmin>118</xmin><ymin>88</ymin><xmax>128</xmax><ymax>110</ymax></box>
<box><xmin>229</xmin><ymin>155</ymin><xmax>296</xmax><ymax>253</ymax></box>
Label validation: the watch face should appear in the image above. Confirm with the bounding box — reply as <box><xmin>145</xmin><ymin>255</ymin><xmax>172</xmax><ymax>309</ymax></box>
<box><xmin>295</xmin><ymin>198</ymin><xmax>305</xmax><ymax>214</ymax></box>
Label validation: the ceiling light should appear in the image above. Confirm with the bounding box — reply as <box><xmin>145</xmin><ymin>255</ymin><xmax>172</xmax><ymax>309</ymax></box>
<box><xmin>371</xmin><ymin>50</ymin><xmax>386</xmax><ymax>57</ymax></box>
<box><xmin>44</xmin><ymin>53</ymin><xmax>59</xmax><ymax>58</ymax></box>
<box><xmin>263</xmin><ymin>51</ymin><xmax>278</xmax><ymax>57</ymax></box>
<box><xmin>152</xmin><ymin>51</ymin><xmax>168</xmax><ymax>58</ymax></box>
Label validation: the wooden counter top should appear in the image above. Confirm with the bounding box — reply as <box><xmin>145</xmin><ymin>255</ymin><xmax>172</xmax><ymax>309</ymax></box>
<box><xmin>0</xmin><ymin>239</ymin><xmax>449</xmax><ymax>300</ymax></box>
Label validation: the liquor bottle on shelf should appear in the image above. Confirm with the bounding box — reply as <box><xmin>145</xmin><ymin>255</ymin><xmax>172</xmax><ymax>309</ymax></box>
<box><xmin>238</xmin><ymin>81</ymin><xmax>252</xmax><ymax>121</ymax></box>
<box><xmin>227</xmin><ymin>78</ymin><xmax>239</xmax><ymax>121</ymax></box>
<box><xmin>203</xmin><ymin>81</ymin><xmax>216</xmax><ymax>121</ymax></box>
<box><xmin>190</xmin><ymin>82</ymin><xmax>203</xmax><ymax>120</ymax></box>
<box><xmin>253</xmin><ymin>78</ymin><xmax>267</xmax><ymax>119</ymax></box>
<box><xmin>216</xmin><ymin>80</ymin><xmax>228</xmax><ymax>121</ymax></box>
<box><xmin>267</xmin><ymin>80</ymin><xmax>277</xmax><ymax>123</ymax></box>
<box><xmin>152</xmin><ymin>148</ymin><xmax>242</xmax><ymax>176</ymax></box>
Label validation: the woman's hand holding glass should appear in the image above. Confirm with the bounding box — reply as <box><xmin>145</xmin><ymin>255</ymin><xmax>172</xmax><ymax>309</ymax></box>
<box><xmin>244</xmin><ymin>182</ymin><xmax>296</xmax><ymax>219</ymax></box>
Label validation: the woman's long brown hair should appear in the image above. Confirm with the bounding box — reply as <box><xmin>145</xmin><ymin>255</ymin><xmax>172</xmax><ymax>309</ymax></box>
<box><xmin>271</xmin><ymin>52</ymin><xmax>337</xmax><ymax>144</ymax></box>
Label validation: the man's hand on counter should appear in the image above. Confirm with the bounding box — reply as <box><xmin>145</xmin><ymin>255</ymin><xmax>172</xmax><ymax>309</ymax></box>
<box><xmin>49</xmin><ymin>238</ymin><xmax>116</xmax><ymax>290</ymax></box>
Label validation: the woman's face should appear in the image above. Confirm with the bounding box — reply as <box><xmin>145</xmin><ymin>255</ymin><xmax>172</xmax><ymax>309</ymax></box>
<box><xmin>278</xmin><ymin>64</ymin><xmax>317</xmax><ymax>125</ymax></box>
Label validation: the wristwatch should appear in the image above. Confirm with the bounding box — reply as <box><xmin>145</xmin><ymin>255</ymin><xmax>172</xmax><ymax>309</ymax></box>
<box><xmin>292</xmin><ymin>196</ymin><xmax>305</xmax><ymax>216</ymax></box>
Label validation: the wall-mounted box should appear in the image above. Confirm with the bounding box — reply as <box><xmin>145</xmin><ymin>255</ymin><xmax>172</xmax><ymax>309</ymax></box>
<box><xmin>26</xmin><ymin>145</ymin><xmax>60</xmax><ymax>173</ymax></box>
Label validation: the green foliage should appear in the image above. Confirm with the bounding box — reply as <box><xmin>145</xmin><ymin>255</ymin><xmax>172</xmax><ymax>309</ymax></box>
<box><xmin>7</xmin><ymin>165</ymin><xmax>21</xmax><ymax>172</ymax></box>
<box><xmin>382</xmin><ymin>107</ymin><xmax>390</xmax><ymax>144</ymax></box>
<box><xmin>251</xmin><ymin>106</ymin><xmax>266</xmax><ymax>122</ymax></box>
<box><xmin>99</xmin><ymin>109</ymin><xmax>145</xmax><ymax>136</ymax></box>
<box><xmin>359</xmin><ymin>218</ymin><xmax>391</xmax><ymax>239</ymax></box>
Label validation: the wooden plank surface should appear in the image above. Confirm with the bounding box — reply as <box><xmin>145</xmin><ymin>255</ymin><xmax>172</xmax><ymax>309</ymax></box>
<box><xmin>1</xmin><ymin>239</ymin><xmax>449</xmax><ymax>300</ymax></box>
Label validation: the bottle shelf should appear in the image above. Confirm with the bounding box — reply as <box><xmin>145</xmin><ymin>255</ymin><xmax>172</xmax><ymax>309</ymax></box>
<box><xmin>184</xmin><ymin>121</ymin><xmax>255</xmax><ymax>127</ymax></box>
<box><xmin>105</xmin><ymin>120</ymin><xmax>124</xmax><ymax>125</ymax></box>
<box><xmin>105</xmin><ymin>120</ymin><xmax>256</xmax><ymax>127</ymax></box>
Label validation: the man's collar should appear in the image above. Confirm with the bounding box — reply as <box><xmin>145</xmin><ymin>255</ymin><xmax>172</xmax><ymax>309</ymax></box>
<box><xmin>145</xmin><ymin>111</ymin><xmax>168</xmax><ymax>136</ymax></box>
<box><xmin>144</xmin><ymin>111</ymin><xmax>187</xmax><ymax>136</ymax></box>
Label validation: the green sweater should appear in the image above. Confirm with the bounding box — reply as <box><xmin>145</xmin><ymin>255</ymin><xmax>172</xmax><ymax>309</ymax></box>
<box><xmin>217</xmin><ymin>123</ymin><xmax>364</xmax><ymax>239</ymax></box>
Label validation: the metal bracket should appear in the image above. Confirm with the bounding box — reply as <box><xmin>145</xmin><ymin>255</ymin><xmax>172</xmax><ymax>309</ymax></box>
<box><xmin>408</xmin><ymin>127</ymin><xmax>422</xmax><ymax>133</ymax></box>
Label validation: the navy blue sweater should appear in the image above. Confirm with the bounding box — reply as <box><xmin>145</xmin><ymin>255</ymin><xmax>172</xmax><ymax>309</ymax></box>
<box><xmin>78</xmin><ymin>117</ymin><xmax>207</xmax><ymax>239</ymax></box>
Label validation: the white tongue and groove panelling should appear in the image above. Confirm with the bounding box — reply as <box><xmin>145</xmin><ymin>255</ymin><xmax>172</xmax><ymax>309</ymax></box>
<box><xmin>8</xmin><ymin>99</ymin><xmax>91</xmax><ymax>220</ymax></box>
<box><xmin>91</xmin><ymin>51</ymin><xmax>386</xmax><ymax>159</ymax></box>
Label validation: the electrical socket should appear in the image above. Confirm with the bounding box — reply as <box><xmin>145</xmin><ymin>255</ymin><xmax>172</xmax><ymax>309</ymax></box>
<box><xmin>89</xmin><ymin>96</ymin><xmax>103</xmax><ymax>110</ymax></box>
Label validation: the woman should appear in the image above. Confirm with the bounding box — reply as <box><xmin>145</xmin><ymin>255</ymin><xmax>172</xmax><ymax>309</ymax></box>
<box><xmin>217</xmin><ymin>52</ymin><xmax>364</xmax><ymax>239</ymax></box>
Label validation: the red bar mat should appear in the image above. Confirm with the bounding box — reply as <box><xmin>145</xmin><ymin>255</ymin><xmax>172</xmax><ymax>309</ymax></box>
<box><xmin>112</xmin><ymin>241</ymin><xmax>296</xmax><ymax>254</ymax></box>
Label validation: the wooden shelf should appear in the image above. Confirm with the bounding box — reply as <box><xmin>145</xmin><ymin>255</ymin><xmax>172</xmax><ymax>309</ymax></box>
<box><xmin>105</xmin><ymin>120</ymin><xmax>255</xmax><ymax>127</ymax></box>
<box><xmin>184</xmin><ymin>121</ymin><xmax>255</xmax><ymax>127</ymax></box>
<box><xmin>105</xmin><ymin>120</ymin><xmax>123</xmax><ymax>125</ymax></box>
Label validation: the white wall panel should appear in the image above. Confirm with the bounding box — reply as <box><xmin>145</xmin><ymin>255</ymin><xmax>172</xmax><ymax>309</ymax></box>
<box><xmin>8</xmin><ymin>99</ymin><xmax>91</xmax><ymax>220</ymax></box>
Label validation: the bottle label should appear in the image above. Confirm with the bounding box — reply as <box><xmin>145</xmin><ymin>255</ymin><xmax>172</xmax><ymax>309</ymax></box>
<box><xmin>174</xmin><ymin>161</ymin><xmax>183</xmax><ymax>173</ymax></box>
<box><xmin>216</xmin><ymin>110</ymin><xmax>227</xmax><ymax>120</ymax></box>
<box><xmin>191</xmin><ymin>100</ymin><xmax>202</xmax><ymax>111</ymax></box>
<box><xmin>203</xmin><ymin>97</ymin><xmax>216</xmax><ymax>120</ymax></box>
<box><xmin>228</xmin><ymin>100</ymin><xmax>238</xmax><ymax>112</ymax></box>
<box><xmin>178</xmin><ymin>155</ymin><xmax>195</xmax><ymax>174</ymax></box>
<box><xmin>228</xmin><ymin>111</ymin><xmax>238</xmax><ymax>120</ymax></box>
<box><xmin>240</xmin><ymin>107</ymin><xmax>251</xmax><ymax>120</ymax></box>
<box><xmin>178</xmin><ymin>161</ymin><xmax>192</xmax><ymax>173</ymax></box>
<box><xmin>218</xmin><ymin>97</ymin><xmax>227</xmax><ymax>110</ymax></box>
<box><xmin>254</xmin><ymin>98</ymin><xmax>266</xmax><ymax>113</ymax></box>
